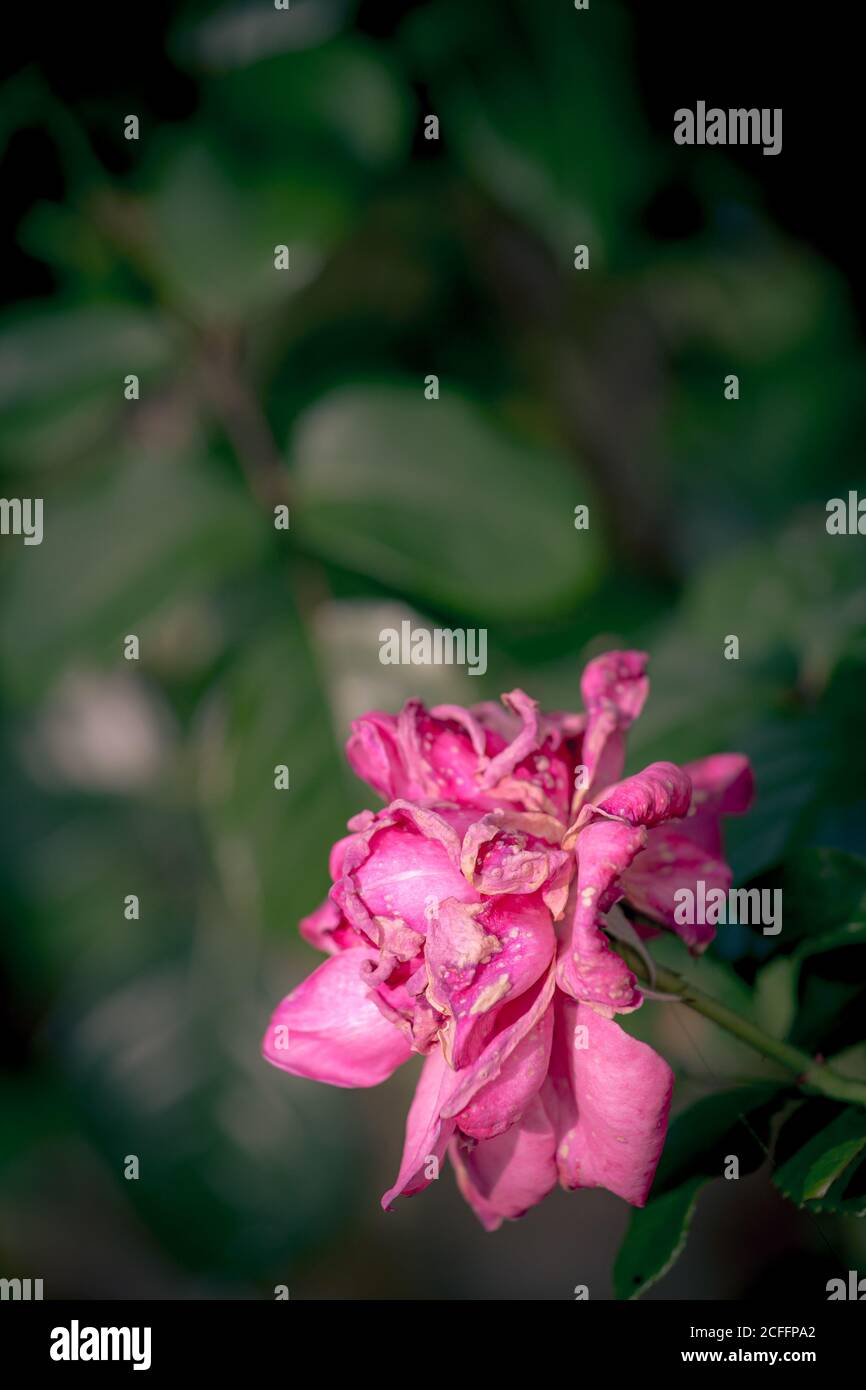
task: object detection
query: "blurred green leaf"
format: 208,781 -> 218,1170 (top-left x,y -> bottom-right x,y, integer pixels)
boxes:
613,1177 -> 704,1302
292,384 -> 601,621
174,0 -> 358,70
146,143 -> 337,320
773,1105 -> 866,1207
755,850 -> 866,1052
404,0 -> 665,264
0,304 -> 172,414
653,1084 -> 784,1193
201,39 -> 412,171
723,718 -> 830,882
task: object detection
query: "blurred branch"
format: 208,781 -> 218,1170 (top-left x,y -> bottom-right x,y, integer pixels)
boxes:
89,193 -> 291,514
617,941 -> 866,1108
196,326 -> 290,513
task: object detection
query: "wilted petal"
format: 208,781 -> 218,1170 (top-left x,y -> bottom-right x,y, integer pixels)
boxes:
365,958 -> 443,1054
622,832 -> 731,951
452,998 -> 554,1140
346,710 -> 404,800
461,810 -> 569,899
588,761 -> 692,830
678,754 -> 755,856
556,821 -> 646,1014
381,1047 -> 462,1208
554,999 -> 673,1205
262,949 -> 412,1087
426,896 -> 556,1068
577,650 -> 649,800
478,690 -> 542,787
298,898 -> 358,955
440,964 -> 557,1117
450,1093 -> 558,1231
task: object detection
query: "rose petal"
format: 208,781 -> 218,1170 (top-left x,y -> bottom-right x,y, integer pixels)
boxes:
577,650 -> 650,801
589,761 -> 692,830
461,810 -> 569,898
332,802 -> 475,944
298,897 -> 357,955
381,1047 -> 462,1208
556,821 -> 646,1014
678,753 -> 755,856
346,710 -> 404,801
450,1093 -> 558,1231
452,998 -> 554,1140
554,998 -> 673,1205
440,963 -> 557,1117
426,896 -> 556,1068
262,949 -> 412,1087
622,832 -> 732,951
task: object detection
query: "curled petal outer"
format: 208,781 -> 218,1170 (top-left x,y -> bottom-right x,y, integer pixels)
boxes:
678,754 -> 755,856
578,761 -> 692,834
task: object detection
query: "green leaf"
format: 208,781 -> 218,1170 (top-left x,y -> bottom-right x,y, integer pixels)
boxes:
292,384 -> 601,621
756,850 -> 866,1051
779,849 -> 866,942
613,1176 -> 704,1301
196,606 -> 351,936
774,1105 -> 866,1206
147,144 -> 339,320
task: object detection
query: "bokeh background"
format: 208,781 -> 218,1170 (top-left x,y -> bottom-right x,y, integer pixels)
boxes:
2,0 -> 866,1299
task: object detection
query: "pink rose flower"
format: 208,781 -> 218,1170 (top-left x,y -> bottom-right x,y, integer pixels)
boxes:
263,651 -> 753,1230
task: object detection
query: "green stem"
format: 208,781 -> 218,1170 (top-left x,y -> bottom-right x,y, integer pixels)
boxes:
617,945 -> 866,1108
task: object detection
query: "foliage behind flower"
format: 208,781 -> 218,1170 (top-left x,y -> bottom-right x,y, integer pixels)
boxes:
263,651 -> 753,1229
